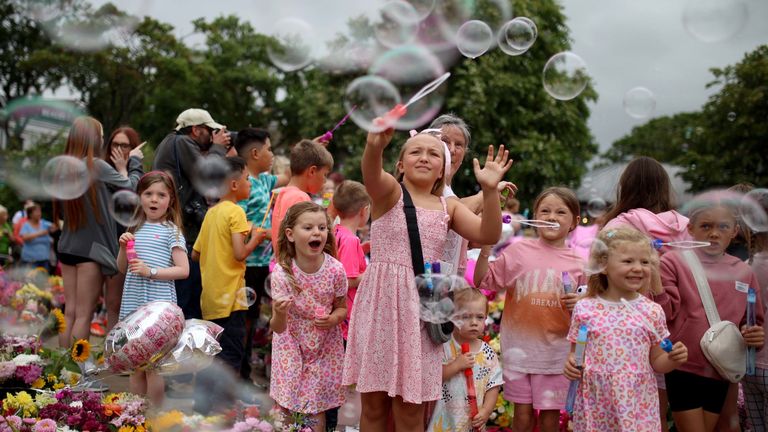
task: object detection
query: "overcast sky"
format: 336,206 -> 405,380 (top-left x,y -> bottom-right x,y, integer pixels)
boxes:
90,0 -> 768,154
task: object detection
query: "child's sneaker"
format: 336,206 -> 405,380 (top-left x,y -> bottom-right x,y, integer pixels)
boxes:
90,321 -> 105,337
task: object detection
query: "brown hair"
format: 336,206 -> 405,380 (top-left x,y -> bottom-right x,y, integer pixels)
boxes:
453,286 -> 488,314
393,134 -> 446,196
332,180 -> 370,218
276,201 -> 338,293
104,126 -> 141,168
129,172 -> 184,240
603,157 -> 675,226
533,187 -> 580,232
586,228 -> 653,297
289,139 -> 334,176
55,116 -> 103,230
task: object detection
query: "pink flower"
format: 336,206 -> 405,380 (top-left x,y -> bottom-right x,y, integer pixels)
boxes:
256,421 -> 273,432
33,419 -> 57,432
0,362 -> 16,380
15,364 -> 43,385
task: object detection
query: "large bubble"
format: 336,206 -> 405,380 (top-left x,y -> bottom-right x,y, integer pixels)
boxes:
44,9 -> 140,53
682,0 -> 748,43
109,190 -> 141,227
267,17 -> 315,72
318,40 -> 379,73
542,51 -> 589,101
40,156 -> 92,200
455,20 -> 493,59
193,155 -> 231,199
369,44 -> 446,130
587,197 -> 608,218
344,75 -> 403,133
416,273 -> 470,324
582,238 -> 609,276
503,17 -> 537,51
373,1 -> 421,48
623,86 -> 657,119
401,0 -> 437,21
741,188 -> 768,233
237,286 -> 258,308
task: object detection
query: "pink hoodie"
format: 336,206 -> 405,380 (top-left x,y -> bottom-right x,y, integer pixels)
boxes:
604,209 -> 691,254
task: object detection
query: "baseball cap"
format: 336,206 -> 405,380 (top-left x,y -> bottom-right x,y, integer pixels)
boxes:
175,108 -> 225,131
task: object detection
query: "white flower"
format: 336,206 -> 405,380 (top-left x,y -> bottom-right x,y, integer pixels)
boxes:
69,401 -> 83,408
11,354 -> 41,366
490,412 -> 497,420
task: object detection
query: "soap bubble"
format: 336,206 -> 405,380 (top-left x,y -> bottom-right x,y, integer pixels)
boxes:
318,40 -> 379,73
264,274 -> 273,299
40,156 -> 92,200
455,20 -> 493,59
237,287 -> 258,308
497,23 -> 527,56
344,75 -> 402,133
401,0 -> 437,21
416,273 -> 469,324
623,87 -> 657,119
373,1 -> 421,48
587,197 -> 607,218
193,155 -> 230,199
267,17 -> 315,72
503,17 -> 537,51
727,112 -> 737,122
741,188 -> 768,233
542,52 -> 589,101
109,190 -> 141,227
583,238 -> 609,275
42,8 -> 140,52
682,0 -> 748,43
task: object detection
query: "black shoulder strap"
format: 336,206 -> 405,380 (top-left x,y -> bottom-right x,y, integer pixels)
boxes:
401,183 -> 425,276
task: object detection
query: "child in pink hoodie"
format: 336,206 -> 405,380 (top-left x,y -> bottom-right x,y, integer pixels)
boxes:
655,190 -> 765,432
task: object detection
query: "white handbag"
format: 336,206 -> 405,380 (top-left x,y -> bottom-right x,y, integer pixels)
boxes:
682,250 -> 746,383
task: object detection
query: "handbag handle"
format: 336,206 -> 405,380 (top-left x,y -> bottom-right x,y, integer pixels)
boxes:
682,250 -> 722,325
401,183 -> 425,276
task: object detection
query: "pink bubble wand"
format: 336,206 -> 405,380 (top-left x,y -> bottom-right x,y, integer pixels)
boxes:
320,105 -> 358,142
376,72 -> 452,127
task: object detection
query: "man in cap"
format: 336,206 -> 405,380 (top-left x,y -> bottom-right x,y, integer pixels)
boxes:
153,108 -> 231,319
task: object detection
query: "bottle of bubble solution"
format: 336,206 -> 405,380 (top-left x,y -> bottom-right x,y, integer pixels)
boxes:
747,287 -> 757,375
126,240 -> 138,262
566,324 -> 588,414
424,261 -> 433,292
322,192 -> 333,208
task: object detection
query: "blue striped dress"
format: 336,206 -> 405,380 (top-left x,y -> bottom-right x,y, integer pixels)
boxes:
119,222 -> 186,320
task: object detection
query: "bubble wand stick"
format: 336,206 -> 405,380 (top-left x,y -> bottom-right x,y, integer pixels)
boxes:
747,287 -> 756,376
320,105 -> 357,142
258,191 -> 277,229
377,72 -> 452,127
461,343 -> 480,432
651,239 -> 711,250
566,324 -> 588,414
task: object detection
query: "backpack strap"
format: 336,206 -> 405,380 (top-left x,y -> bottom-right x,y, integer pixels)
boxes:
682,250 -> 722,325
401,183 -> 425,276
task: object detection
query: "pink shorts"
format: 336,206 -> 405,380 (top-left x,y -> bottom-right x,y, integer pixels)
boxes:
504,372 -> 570,410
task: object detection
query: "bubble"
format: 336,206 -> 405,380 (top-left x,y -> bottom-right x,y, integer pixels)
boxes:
741,188 -> 768,233
503,17 -> 537,51
40,156 -> 92,200
109,190 -> 141,227
267,17 -> 315,72
623,87 -> 657,119
344,75 -> 402,133
424,0 -> 477,50
587,197 -> 607,218
542,52 -> 589,101
416,274 -> 468,324
40,7 -> 141,52
193,155 -> 230,199
373,1 -> 421,48
399,0 -> 437,21
582,238 -> 608,275
237,286 -> 258,308
727,112 -> 737,122
369,45 -> 446,130
455,20 -> 493,59
682,0 -> 748,43
264,274 -> 273,298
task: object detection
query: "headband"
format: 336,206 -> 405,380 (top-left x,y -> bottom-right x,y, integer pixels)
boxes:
409,129 -> 452,179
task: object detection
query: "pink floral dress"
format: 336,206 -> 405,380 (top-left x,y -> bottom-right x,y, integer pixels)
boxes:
343,191 -> 449,403
567,296 -> 669,432
269,254 -> 348,414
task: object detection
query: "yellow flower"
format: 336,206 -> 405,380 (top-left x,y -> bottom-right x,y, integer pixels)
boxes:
498,413 -> 510,428
118,426 -> 135,432
71,339 -> 91,362
31,377 -> 46,389
52,308 -> 66,334
3,391 -> 37,417
46,374 -> 57,383
53,382 -> 65,390
151,410 -> 184,430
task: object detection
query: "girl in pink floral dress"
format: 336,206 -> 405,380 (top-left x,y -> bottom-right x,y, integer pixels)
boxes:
270,201 -> 348,431
564,228 -> 688,432
342,125 -> 512,431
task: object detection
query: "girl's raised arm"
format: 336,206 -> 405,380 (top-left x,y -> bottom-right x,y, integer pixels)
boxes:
361,127 -> 400,218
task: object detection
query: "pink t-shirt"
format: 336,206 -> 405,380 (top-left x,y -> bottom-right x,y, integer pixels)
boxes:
478,238 -> 586,374
271,186 -> 311,255
750,252 -> 768,368
656,249 -> 764,380
334,224 -> 367,340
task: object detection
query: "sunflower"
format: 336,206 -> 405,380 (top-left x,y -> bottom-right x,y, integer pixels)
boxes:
71,339 -> 91,362
52,308 -> 66,334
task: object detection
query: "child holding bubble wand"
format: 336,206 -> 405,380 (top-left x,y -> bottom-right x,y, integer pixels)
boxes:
342,120 -> 511,431
117,171 -> 190,406
269,201 -> 348,431
474,186 -> 586,432
564,228 -> 688,432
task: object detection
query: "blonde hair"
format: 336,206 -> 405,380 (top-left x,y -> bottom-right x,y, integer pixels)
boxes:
276,202 -> 338,293
393,134 -> 446,196
454,287 -> 488,314
586,228 -> 653,297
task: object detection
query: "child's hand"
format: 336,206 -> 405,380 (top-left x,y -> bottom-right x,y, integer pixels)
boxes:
252,227 -> 267,244
119,232 -> 135,248
314,314 -> 339,329
273,298 -> 293,316
471,407 -> 491,430
742,325 -> 765,348
498,181 -> 518,197
366,125 -> 395,150
361,241 -> 371,254
472,145 -> 513,190
667,341 -> 688,365
128,258 -> 149,277
563,353 -> 582,380
561,293 -> 579,311
454,351 -> 475,371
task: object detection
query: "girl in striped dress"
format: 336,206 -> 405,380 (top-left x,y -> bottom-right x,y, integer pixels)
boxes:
117,171 -> 189,406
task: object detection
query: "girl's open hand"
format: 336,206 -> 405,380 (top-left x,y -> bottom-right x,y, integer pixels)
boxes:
273,298 -> 293,316
366,124 -> 395,150
119,232 -> 135,248
667,341 -> 688,365
742,325 -> 765,348
473,145 -> 513,190
563,354 -> 583,380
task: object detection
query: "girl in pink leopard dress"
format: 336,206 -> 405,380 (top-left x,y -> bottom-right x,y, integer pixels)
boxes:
564,228 -> 689,432
342,125 -> 512,431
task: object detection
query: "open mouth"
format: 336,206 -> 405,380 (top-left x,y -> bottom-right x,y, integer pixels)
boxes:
309,240 -> 322,249
149,206 -> 158,212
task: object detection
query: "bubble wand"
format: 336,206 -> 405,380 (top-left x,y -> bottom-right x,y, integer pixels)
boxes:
377,72 -> 452,127
747,287 -> 756,376
501,215 -> 560,229
620,298 -> 673,353
565,324 -> 588,414
562,271 -> 573,294
258,191 -> 277,229
461,343 -> 480,431
651,239 -> 711,250
320,105 -> 357,142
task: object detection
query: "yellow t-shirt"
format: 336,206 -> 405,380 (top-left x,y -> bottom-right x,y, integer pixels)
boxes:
193,200 -> 250,320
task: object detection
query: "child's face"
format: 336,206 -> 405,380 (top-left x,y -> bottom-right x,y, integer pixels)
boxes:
687,206 -> 738,256
233,170 -> 251,201
398,135 -> 444,187
534,194 -> 576,244
603,241 -> 651,298
141,181 -> 172,222
286,211 -> 328,258
254,139 -> 274,173
307,166 -> 330,194
454,298 -> 487,340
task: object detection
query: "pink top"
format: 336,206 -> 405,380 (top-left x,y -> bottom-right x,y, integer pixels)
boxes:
271,186 -> 311,254
656,249 -> 765,380
751,252 -> 768,368
604,209 -> 691,254
334,224 -> 367,339
478,238 -> 586,374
